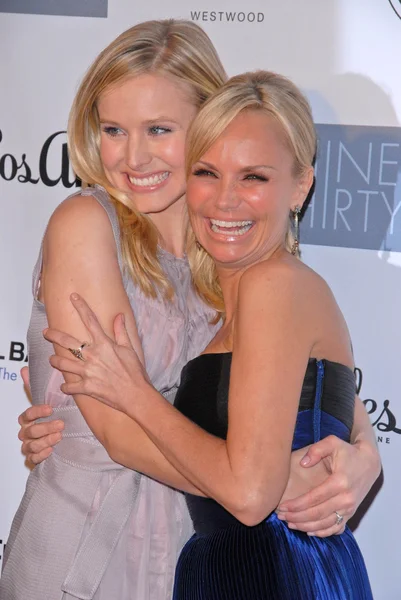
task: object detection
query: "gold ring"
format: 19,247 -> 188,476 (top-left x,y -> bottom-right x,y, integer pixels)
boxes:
68,343 -> 88,362
335,511 -> 344,526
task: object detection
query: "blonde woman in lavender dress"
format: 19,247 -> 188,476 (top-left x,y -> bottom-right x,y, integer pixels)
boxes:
1,20 -> 225,600
3,19 -> 380,600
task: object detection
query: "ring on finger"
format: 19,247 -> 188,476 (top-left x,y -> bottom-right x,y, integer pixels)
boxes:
334,511 -> 344,526
68,342 -> 89,362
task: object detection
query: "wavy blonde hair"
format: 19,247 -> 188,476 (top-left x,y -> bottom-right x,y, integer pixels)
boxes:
68,19 -> 227,297
186,70 -> 317,312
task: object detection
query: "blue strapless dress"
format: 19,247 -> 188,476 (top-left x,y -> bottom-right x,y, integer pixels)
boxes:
172,355 -> 373,600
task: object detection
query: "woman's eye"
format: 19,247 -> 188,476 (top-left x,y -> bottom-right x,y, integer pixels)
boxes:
244,173 -> 268,182
148,126 -> 172,136
193,169 -> 216,177
102,126 -> 123,137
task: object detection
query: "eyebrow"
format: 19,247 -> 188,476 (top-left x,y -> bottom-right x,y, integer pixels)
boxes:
195,160 -> 278,171
144,117 -> 181,125
99,119 -> 123,126
99,117 -> 181,127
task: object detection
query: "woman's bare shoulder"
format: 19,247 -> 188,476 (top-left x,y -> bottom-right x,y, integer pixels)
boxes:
237,255 -> 352,366
239,254 -> 328,301
237,255 -> 342,336
49,191 -> 111,229
43,191 -> 116,251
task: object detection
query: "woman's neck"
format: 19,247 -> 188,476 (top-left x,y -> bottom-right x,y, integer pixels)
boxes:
149,195 -> 188,258
217,268 -> 244,323
217,243 -> 288,321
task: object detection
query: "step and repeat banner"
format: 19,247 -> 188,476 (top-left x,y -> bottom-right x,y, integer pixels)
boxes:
0,1 -> 400,597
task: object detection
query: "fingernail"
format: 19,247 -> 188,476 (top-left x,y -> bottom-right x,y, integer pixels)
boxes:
55,420 -> 64,430
278,505 -> 288,512
276,513 -> 285,521
307,532 -> 316,537
287,523 -> 295,529
43,328 -> 49,335
121,313 -> 125,325
301,455 -> 311,466
71,293 -> 80,300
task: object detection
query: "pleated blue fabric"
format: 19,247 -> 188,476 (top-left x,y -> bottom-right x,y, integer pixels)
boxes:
172,355 -> 373,600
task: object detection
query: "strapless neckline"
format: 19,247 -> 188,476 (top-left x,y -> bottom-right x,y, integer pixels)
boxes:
186,352 -> 354,377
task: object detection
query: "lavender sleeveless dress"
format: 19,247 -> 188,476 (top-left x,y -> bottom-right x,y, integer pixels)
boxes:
0,186 -> 220,600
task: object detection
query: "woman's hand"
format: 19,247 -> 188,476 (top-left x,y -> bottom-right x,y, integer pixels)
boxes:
276,435 -> 381,537
18,367 -> 64,464
44,294 -> 150,415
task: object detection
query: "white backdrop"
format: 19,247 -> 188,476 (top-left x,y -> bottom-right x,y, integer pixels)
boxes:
1,1 -> 400,598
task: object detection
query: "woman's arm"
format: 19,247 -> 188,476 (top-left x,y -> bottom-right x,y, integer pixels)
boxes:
39,279 -> 380,532
352,395 -> 379,448
277,397 -> 381,536
25,255 -> 381,531
39,194 -> 203,494
50,261 -> 315,526
19,389 -> 380,535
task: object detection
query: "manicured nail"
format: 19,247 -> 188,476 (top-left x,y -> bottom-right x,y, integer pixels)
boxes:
43,328 -> 48,335
301,455 -> 311,466
276,513 -> 285,520
71,293 -> 80,300
121,313 -> 125,325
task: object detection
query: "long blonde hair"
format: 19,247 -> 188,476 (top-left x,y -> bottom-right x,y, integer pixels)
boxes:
68,19 -> 227,297
186,70 -> 316,312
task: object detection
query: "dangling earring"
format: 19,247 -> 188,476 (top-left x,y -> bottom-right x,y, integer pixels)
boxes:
291,205 -> 301,256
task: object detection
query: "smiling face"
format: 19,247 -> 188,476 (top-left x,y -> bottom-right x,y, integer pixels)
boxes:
187,110 -> 313,270
98,73 -> 198,216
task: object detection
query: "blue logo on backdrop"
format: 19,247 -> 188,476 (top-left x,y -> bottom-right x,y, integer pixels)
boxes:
0,0 -> 107,18
303,124 -> 401,251
0,341 -> 28,383
388,0 -> 401,20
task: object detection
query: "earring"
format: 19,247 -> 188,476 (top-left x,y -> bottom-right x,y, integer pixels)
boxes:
291,205 -> 301,256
